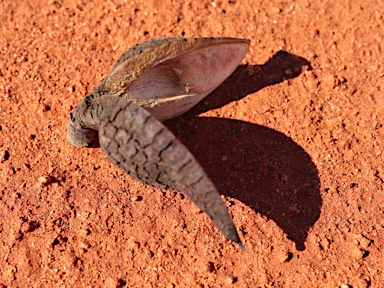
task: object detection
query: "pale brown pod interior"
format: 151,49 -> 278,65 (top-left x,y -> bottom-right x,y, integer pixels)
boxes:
127,42 -> 249,121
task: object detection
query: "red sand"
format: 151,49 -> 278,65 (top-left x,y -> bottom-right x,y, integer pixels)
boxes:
1,0 -> 383,287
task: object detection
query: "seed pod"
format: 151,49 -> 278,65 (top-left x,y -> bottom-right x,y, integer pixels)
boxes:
67,37 -> 250,249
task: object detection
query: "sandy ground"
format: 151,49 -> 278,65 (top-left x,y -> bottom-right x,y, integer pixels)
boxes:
1,0 -> 383,287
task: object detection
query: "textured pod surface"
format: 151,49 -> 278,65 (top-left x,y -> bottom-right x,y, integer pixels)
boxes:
98,95 -> 242,247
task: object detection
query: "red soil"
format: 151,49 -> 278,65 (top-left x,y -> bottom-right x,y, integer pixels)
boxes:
1,0 -> 383,287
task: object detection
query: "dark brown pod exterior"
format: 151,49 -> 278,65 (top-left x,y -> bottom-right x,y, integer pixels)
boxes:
97,95 -> 243,248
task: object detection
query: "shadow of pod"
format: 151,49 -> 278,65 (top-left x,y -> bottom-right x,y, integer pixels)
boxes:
165,51 -> 320,251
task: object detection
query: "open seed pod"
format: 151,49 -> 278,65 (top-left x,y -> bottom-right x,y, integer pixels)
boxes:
67,37 -> 250,249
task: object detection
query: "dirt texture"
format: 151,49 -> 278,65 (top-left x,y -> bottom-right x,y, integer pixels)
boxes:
0,0 -> 383,287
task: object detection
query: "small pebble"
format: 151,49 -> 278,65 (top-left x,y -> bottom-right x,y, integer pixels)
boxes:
68,85 -> 76,93
38,175 -> 53,186
350,246 -> 364,259
79,240 -> 90,249
207,262 -> 215,273
4,166 -> 15,176
42,104 -> 51,112
355,234 -> 372,249
225,276 -> 236,284
277,250 -> 291,263
0,150 -> 10,162
288,205 -> 300,215
130,195 -> 142,201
